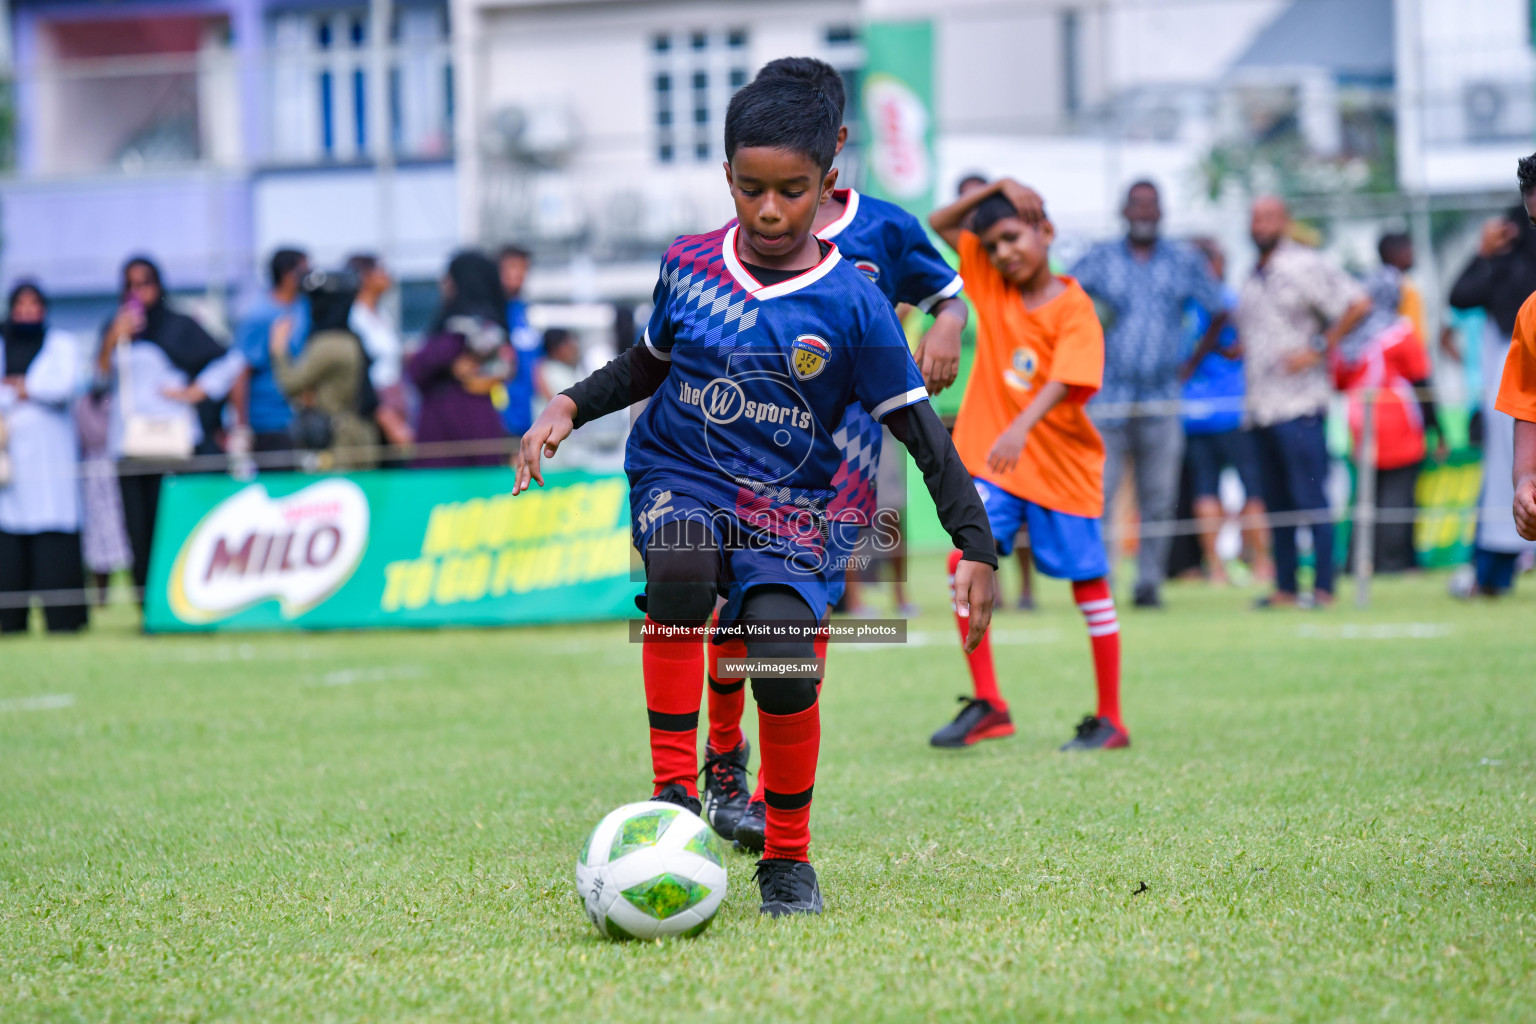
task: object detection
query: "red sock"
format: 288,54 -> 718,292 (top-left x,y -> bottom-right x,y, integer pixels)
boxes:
747,626 -> 826,806
706,612 -> 748,753
1072,578 -> 1123,730
759,702 -> 820,862
642,618 -> 704,798
948,549 -> 1004,709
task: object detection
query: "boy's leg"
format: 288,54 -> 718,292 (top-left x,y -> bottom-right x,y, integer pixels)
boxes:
706,609 -> 748,753
740,585 -> 823,915
1024,501 -> 1129,751
932,479 -> 1018,748
641,517 -> 720,804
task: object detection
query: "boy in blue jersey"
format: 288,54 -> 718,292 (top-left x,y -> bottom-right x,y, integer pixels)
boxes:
515,69 -> 996,916
700,57 -> 974,851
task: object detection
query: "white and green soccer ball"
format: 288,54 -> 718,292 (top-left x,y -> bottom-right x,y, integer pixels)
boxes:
575,800 -> 728,940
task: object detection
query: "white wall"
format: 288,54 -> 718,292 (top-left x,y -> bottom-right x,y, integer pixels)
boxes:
253,165 -> 458,279
1396,0 -> 1536,193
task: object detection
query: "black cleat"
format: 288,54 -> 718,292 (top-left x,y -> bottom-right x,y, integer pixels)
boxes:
651,782 -> 702,816
929,696 -> 1015,748
701,740 -> 751,838
755,858 -> 823,917
1059,714 -> 1130,751
734,799 -> 766,853
1132,583 -> 1162,609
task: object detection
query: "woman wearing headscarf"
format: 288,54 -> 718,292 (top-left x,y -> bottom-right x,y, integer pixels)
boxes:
269,269 -> 378,471
0,282 -> 88,633
96,256 -> 245,599
1449,208 -> 1536,594
406,250 -> 511,468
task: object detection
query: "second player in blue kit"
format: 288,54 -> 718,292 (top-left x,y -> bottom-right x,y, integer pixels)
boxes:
514,65 -> 996,917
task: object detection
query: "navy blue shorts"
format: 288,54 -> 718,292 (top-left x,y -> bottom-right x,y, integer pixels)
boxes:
631,485 -> 826,624
974,478 -> 1108,581
1184,429 -> 1262,501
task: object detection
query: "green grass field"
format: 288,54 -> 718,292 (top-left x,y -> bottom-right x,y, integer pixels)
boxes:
3,562 -> 1534,1022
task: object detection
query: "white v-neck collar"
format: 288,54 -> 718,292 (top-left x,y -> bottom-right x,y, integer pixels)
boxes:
722,224 -> 842,300
816,188 -> 861,240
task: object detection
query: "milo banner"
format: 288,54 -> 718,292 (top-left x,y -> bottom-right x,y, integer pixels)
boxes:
861,20 -> 936,217
1414,449 -> 1481,568
143,468 -> 639,633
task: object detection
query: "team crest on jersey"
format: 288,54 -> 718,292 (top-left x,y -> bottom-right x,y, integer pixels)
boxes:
1004,346 -> 1039,391
853,259 -> 881,283
791,334 -> 831,380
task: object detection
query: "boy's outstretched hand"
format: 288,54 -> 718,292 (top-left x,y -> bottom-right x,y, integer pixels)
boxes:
952,559 -> 995,653
1515,474 -> 1536,541
514,394 -> 576,495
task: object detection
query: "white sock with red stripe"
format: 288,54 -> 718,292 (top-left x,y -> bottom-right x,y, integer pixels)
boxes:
1072,578 -> 1123,731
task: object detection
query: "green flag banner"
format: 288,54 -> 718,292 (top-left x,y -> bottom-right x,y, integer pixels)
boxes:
860,19 -> 936,217
143,468 -> 640,633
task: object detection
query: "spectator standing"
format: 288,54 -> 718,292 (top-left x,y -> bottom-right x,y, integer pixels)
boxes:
1180,238 -> 1271,585
1236,198 -> 1371,608
75,372 -> 132,604
1448,206 -> 1536,594
408,251 -> 510,468
346,254 -> 413,454
235,249 -> 308,457
1071,180 -> 1229,607
97,257 -> 243,600
535,327 -> 582,419
1332,255 -> 1438,575
498,245 -> 540,437
271,270 -> 377,471
0,282 -> 88,633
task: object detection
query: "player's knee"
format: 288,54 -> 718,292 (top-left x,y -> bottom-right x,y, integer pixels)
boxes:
644,580 -> 716,627
750,675 -> 818,716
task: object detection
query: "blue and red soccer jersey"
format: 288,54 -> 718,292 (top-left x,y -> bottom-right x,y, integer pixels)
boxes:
817,189 -> 963,599
627,224 -> 927,616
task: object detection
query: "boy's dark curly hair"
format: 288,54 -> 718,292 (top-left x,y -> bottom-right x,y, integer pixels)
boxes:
1518,152 -> 1536,196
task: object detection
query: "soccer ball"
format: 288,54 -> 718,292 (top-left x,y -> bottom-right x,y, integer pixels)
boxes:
575,800 -> 728,940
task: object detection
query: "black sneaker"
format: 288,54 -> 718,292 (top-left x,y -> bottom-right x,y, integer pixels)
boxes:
700,740 -> 751,838
651,782 -> 702,816
929,696 -> 1015,748
755,858 -> 823,917
1059,714 -> 1130,752
1132,583 -> 1162,608
734,799 -> 766,853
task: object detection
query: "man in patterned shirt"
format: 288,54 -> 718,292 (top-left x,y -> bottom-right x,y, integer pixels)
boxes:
1071,180 -> 1227,608
1236,196 -> 1370,608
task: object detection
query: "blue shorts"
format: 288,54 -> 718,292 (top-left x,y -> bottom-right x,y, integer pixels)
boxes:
1184,428 -> 1262,501
974,478 -> 1108,581
631,485 -> 826,625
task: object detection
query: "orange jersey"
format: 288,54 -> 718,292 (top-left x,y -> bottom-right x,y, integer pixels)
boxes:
951,231 -> 1106,518
1496,292 -> 1536,422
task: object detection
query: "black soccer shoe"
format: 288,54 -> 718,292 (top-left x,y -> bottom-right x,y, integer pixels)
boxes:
755,858 -> 823,917
1059,714 -> 1130,752
651,782 -> 702,816
929,696 -> 1015,748
701,740 -> 751,839
734,799 -> 767,853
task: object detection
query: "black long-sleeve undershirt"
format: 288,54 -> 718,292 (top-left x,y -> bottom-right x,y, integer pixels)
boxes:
561,349 -> 997,567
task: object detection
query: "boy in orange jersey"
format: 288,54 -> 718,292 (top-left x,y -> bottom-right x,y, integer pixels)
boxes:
927,179 -> 1129,751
